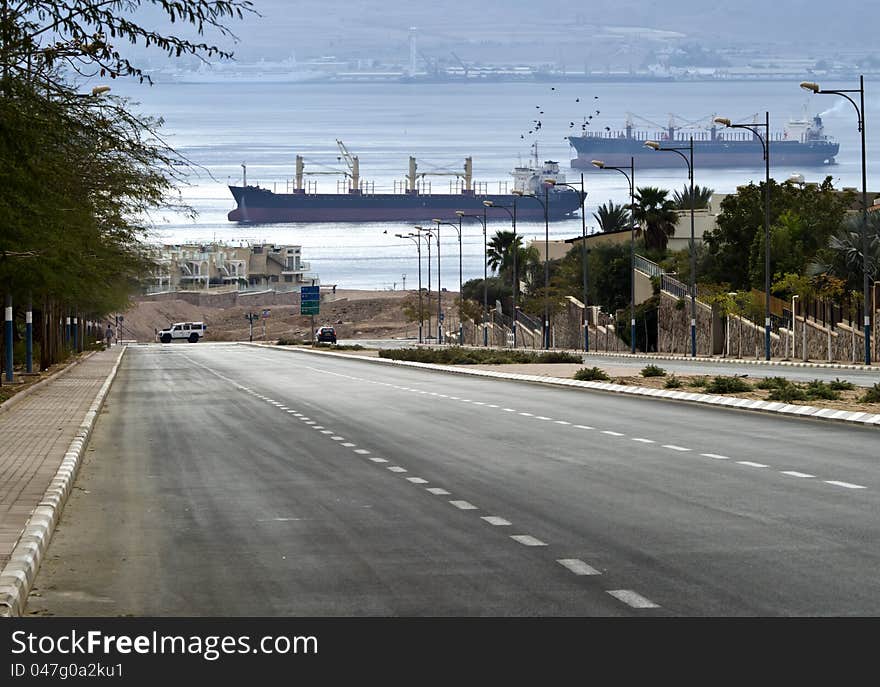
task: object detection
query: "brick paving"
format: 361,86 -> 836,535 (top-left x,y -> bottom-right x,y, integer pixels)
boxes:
0,348 -> 123,571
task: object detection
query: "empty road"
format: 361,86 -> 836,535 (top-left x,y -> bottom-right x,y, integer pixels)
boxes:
27,343 -> 880,616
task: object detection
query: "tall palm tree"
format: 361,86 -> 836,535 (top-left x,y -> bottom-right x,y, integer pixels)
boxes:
486,230 -> 523,277
633,186 -> 679,252
808,212 -> 880,288
592,200 -> 630,233
672,184 -> 714,210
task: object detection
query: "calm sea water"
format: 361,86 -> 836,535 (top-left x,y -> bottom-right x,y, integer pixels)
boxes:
110,79 -> 880,290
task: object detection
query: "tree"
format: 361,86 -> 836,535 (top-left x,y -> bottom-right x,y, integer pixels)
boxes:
632,186 -> 678,252
672,184 -> 713,210
702,177 -> 853,292
486,230 -> 523,279
592,200 -> 630,233
808,211 -> 880,291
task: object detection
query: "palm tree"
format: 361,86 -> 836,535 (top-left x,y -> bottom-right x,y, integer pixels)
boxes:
808,212 -> 880,288
592,201 -> 630,233
486,230 -> 523,278
633,186 -> 679,252
672,184 -> 714,210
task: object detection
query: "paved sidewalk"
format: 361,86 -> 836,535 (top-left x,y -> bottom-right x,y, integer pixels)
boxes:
0,347 -> 124,572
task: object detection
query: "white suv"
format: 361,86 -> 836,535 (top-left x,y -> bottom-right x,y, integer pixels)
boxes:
157,322 -> 207,343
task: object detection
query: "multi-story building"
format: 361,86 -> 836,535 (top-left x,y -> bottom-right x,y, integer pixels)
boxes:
149,242 -> 318,293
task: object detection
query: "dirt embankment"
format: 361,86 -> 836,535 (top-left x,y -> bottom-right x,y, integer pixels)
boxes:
120,289 -> 454,342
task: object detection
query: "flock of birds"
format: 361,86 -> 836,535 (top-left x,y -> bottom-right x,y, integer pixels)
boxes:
520,86 -> 609,141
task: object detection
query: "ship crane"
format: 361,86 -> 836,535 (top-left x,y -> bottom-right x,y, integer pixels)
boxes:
407,157 -> 473,193
450,51 -> 469,79
335,139 -> 360,192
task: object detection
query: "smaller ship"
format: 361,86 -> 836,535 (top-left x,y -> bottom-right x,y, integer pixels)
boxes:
227,142 -> 582,223
568,112 -> 840,169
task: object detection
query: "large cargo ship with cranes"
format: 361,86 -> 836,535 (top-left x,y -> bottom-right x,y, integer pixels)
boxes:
227,141 -> 582,223
568,113 -> 839,169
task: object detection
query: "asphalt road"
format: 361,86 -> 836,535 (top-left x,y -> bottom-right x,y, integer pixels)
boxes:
27,343 -> 880,616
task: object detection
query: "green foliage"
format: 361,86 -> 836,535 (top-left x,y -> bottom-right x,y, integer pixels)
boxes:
592,201 -> 630,233
767,381 -> 809,402
664,375 -> 683,388
672,184 -> 714,210
573,366 -> 611,381
487,230 -> 524,279
641,364 -> 666,377
704,376 -> 752,394
633,187 -> 679,252
378,347 -> 581,365
803,380 -> 841,401
859,383 -> 880,403
701,178 -> 853,291
276,338 -> 309,345
756,377 -> 790,390
830,378 -> 856,391
689,376 -> 709,387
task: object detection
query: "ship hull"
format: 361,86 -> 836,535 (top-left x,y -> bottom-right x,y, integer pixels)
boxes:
227,188 -> 581,223
569,137 -> 839,169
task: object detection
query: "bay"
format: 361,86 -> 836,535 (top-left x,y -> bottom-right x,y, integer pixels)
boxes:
108,78 -> 879,289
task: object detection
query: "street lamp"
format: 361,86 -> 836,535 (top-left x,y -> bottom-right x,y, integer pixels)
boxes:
414,226 -> 434,340
434,217 -> 463,345
395,232 -> 424,343
801,77 -> 872,365
591,158 -> 636,354
716,113 -> 772,361
483,199 -> 519,347
420,222 -> 442,344
456,209 -> 489,346
645,138 -> 697,357
513,184 -> 552,349
791,293 -> 799,360
548,176 -> 589,351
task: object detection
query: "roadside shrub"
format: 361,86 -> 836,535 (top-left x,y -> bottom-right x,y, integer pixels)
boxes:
756,376 -> 790,390
573,366 -> 610,382
859,383 -> 880,403
689,376 -> 709,388
612,377 -> 628,385
767,382 -> 809,403
379,347 -> 580,365
803,379 -> 841,401
829,378 -> 856,391
277,338 -> 308,346
535,351 -> 583,364
704,376 -> 752,394
641,364 -> 666,378
664,375 -> 683,388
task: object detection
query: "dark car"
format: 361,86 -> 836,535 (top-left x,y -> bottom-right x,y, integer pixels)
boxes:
315,326 -> 337,344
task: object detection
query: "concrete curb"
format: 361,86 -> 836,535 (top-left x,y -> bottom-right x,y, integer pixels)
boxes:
245,343 -> 880,429
0,350 -> 100,415
0,346 -> 127,617
579,350 -> 877,371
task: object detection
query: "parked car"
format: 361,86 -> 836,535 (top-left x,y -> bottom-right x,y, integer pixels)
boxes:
157,322 -> 207,343
315,326 -> 337,344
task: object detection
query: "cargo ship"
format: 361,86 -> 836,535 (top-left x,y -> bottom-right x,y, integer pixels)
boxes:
568,113 -> 839,169
227,142 -> 582,223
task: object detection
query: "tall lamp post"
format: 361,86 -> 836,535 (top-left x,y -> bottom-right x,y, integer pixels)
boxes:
801,77 -> 872,365
548,175 -> 589,351
419,223 -> 442,344
645,137 -> 697,357
591,158 -> 636,354
513,184 -> 552,349
395,232 -> 423,343
483,199 -> 519,347
414,226 -> 433,340
434,217 -> 463,345
456,209 -> 489,346
716,113 -> 772,360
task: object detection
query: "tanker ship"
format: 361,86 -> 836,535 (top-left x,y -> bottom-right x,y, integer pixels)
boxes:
227,142 -> 582,223
568,113 -> 839,169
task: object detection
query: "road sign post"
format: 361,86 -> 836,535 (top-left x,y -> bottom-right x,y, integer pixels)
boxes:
301,286 -> 321,344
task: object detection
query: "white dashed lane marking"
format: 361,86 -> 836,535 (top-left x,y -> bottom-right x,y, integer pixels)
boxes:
369,457 -> 388,463
557,559 -> 601,576
608,590 -> 660,609
825,480 -> 866,489
353,449 -> 371,455
387,466 -> 408,473
341,442 -> 356,447
426,488 -> 451,495
702,453 -> 730,460
737,461 -> 768,468
662,444 -> 691,452
602,431 -> 624,437
510,535 -> 547,547
406,477 -> 429,484
481,516 -> 512,526
632,438 -> 654,444
450,500 -> 478,510
330,436 -> 344,441
782,471 -> 815,479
